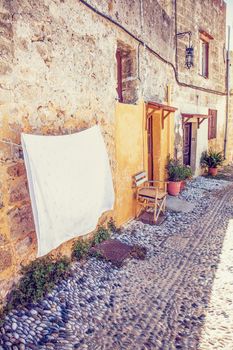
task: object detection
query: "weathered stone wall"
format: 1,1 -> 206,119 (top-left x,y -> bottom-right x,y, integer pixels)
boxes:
175,0 -> 227,160
226,51 -> 233,162
0,0 -> 177,304
176,0 -> 226,90
0,0 -> 227,303
0,0 -> 119,304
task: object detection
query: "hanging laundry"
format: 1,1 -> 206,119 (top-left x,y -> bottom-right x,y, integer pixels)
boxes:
21,125 -> 115,257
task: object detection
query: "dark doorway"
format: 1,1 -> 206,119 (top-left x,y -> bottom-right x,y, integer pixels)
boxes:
148,115 -> 153,180
183,123 -> 192,165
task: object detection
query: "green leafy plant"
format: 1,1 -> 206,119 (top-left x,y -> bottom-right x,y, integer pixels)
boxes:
183,165 -> 192,180
166,158 -> 185,182
107,218 -> 121,234
72,240 -> 90,260
3,256 -> 70,315
93,225 -> 111,245
201,149 -> 224,168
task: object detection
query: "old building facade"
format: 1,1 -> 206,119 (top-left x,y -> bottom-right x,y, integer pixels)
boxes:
226,51 -> 233,162
0,0 -> 231,303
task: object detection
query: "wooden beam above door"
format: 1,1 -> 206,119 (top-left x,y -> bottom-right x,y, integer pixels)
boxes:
181,113 -> 209,128
146,101 -> 177,129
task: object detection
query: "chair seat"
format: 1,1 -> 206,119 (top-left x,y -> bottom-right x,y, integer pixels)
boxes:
138,187 -> 167,200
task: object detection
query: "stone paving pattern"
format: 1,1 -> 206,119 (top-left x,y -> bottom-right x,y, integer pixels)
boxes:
1,177 -> 233,349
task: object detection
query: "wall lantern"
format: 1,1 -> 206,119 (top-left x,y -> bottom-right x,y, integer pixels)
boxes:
185,46 -> 194,69
176,31 -> 194,69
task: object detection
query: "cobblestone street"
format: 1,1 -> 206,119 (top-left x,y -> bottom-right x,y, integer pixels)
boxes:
1,177 -> 233,349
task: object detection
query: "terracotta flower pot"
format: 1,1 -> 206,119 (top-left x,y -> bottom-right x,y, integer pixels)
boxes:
180,180 -> 186,191
208,167 -> 218,176
168,181 -> 181,196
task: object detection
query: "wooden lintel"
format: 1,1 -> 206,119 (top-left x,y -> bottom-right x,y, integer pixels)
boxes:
162,110 -> 171,129
147,107 -> 154,115
183,117 -> 192,125
147,112 -> 154,119
164,111 -> 170,119
147,106 -> 160,115
198,118 -> 205,128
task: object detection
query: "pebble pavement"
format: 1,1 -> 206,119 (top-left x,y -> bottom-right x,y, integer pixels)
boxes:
1,176 -> 233,350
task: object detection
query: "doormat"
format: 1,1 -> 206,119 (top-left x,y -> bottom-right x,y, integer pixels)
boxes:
137,211 -> 167,226
90,239 -> 147,267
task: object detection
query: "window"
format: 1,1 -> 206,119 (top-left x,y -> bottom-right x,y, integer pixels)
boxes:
116,41 -> 137,104
199,38 -> 209,78
199,30 -> 213,78
116,49 -> 123,102
208,109 -> 217,139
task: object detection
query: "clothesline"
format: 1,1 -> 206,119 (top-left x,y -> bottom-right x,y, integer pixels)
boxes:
0,121 -> 100,151
0,139 -> 23,149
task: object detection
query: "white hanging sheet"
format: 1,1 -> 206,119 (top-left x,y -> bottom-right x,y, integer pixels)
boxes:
21,125 -> 114,257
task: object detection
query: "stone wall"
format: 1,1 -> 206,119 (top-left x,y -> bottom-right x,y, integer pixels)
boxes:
0,0 -> 227,304
0,0 -> 119,304
226,51 -> 233,162
175,0 -> 226,159
176,0 -> 226,91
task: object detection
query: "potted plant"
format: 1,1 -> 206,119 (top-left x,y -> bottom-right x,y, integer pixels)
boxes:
166,158 -> 184,196
200,149 -> 224,176
180,165 -> 192,190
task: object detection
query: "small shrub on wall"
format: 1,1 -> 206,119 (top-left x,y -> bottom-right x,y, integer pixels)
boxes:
0,256 -> 70,322
72,240 -> 90,260
0,219 -> 118,321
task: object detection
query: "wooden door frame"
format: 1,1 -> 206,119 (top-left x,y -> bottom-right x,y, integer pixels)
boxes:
147,114 -> 154,181
183,122 -> 192,166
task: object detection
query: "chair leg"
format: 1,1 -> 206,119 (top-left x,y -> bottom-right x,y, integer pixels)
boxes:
162,197 -> 166,213
136,203 -> 142,218
155,203 -> 162,222
154,196 -> 158,222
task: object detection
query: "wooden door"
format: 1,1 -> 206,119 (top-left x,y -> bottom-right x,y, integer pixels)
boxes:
148,115 -> 153,180
183,123 -> 192,165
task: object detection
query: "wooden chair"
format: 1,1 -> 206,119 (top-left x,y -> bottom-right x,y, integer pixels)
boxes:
133,171 -> 168,223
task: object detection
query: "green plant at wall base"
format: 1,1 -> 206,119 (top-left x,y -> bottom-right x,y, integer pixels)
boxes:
3,256 -> 70,314
93,225 -> 111,245
107,218 -> 121,234
200,149 -> 224,168
72,240 -> 90,260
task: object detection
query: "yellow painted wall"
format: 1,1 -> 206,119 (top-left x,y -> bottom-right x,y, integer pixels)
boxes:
115,100 -> 174,226
115,101 -> 147,226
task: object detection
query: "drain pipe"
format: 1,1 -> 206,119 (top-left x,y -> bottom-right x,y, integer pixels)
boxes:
224,25 -> 231,159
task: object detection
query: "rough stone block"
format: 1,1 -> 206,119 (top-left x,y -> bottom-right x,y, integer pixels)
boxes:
0,61 -> 12,75
0,247 -> 12,273
0,277 -> 18,303
7,162 -> 26,177
15,234 -> 34,256
9,179 -> 29,203
0,233 -> 8,245
8,205 -> 35,240
0,193 -> 3,209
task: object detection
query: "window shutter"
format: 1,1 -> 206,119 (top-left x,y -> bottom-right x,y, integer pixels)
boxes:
205,43 -> 209,78
208,110 -> 211,140
116,49 -> 123,102
213,110 -> 217,138
202,42 -> 205,76
208,109 -> 217,139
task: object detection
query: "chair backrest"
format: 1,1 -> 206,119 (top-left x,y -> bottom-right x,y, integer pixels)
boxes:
133,171 -> 148,187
